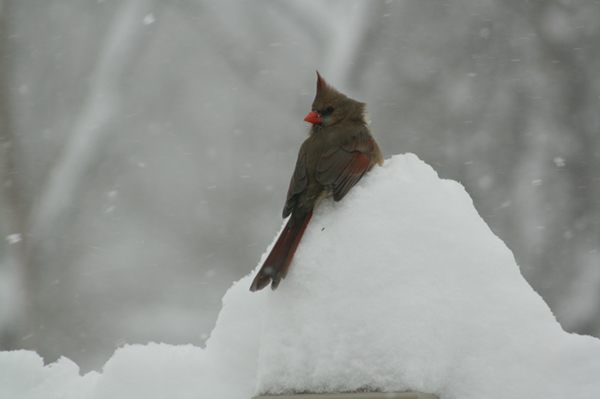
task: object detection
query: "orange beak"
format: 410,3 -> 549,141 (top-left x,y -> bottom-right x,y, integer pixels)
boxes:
304,110 -> 322,124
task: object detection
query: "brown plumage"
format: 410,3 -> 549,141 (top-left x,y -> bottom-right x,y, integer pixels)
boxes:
250,72 -> 383,292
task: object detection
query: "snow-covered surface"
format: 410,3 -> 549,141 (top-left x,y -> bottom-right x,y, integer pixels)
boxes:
1,154 -> 599,399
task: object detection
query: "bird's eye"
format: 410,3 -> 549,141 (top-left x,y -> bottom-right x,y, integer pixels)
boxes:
326,107 -> 335,113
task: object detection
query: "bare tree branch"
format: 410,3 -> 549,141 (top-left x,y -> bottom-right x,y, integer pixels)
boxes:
29,0 -> 157,243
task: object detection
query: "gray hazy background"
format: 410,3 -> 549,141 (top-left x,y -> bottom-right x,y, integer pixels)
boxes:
0,0 -> 599,373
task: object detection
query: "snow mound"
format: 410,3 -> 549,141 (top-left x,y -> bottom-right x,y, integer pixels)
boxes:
251,154 -> 600,397
0,350 -> 99,399
1,154 -> 599,399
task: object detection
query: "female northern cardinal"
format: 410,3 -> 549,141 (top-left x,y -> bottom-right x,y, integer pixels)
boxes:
250,72 -> 383,291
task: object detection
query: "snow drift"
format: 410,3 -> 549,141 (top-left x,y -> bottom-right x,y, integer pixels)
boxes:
1,154 -> 599,399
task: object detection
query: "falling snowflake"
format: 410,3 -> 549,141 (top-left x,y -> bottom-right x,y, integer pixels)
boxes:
6,233 -> 22,244
553,156 -> 566,168
143,13 -> 156,25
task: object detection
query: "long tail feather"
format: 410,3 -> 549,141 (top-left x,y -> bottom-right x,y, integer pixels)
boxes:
250,210 -> 313,291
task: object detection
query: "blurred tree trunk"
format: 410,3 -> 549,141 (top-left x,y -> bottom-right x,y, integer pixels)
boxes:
28,0 -> 158,363
0,0 -> 38,350
528,0 -> 600,336
1,0 -> 158,354
30,0 -> 156,243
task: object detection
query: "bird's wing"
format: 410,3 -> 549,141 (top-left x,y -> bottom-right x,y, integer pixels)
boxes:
283,144 -> 308,218
316,136 -> 376,201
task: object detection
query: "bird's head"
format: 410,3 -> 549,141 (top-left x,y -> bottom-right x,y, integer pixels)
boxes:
304,71 -> 366,129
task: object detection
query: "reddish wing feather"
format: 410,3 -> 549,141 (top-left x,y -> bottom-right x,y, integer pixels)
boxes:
316,137 -> 375,201
330,152 -> 370,201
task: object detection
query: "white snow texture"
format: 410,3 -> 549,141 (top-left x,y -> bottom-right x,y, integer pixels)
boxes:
1,154 -> 599,399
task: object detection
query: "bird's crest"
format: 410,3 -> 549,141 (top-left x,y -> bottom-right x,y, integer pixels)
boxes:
316,70 -> 328,94
312,71 -> 366,121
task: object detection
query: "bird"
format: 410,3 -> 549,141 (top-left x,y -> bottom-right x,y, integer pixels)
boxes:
250,71 -> 383,292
